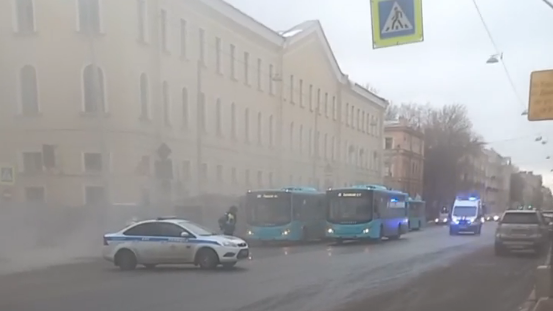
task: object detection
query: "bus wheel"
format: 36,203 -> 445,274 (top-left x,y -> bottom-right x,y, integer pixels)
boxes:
378,225 -> 384,241
390,224 -> 402,240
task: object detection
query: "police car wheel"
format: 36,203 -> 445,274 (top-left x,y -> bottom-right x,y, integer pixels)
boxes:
116,249 -> 137,271
196,248 -> 219,269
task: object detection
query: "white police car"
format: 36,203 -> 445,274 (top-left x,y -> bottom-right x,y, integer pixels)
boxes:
103,217 -> 249,270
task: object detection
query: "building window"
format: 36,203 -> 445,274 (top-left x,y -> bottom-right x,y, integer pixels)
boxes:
269,64 -> 274,94
257,171 -> 263,187
160,9 -> 168,51
289,75 -> 294,103
215,98 -> 222,136
245,169 -> 251,185
198,92 -> 206,132
215,37 -> 221,73
362,112 -> 366,132
324,93 -> 328,117
82,64 -> 105,113
137,0 -> 147,42
299,79 -> 303,107
356,108 -> 360,129
324,134 -> 328,159
268,115 -> 274,146
162,81 -> 170,126
308,129 -> 312,155
230,44 -> 236,78
257,58 -> 262,90
331,136 -> 335,160
244,108 -> 250,142
345,103 -> 349,125
231,167 -> 237,184
199,28 -> 205,65
216,165 -> 223,183
83,152 -> 103,172
138,73 -> 149,119
230,102 -> 236,139
15,0 -> 35,33
316,88 -> 321,113
20,65 -> 39,115
309,84 -> 313,111
180,19 -> 187,57
22,152 -> 42,173
182,160 -> 191,180
257,112 -> 262,144
299,125 -> 303,153
268,172 -> 274,188
332,96 -> 337,120
78,0 -> 101,34
25,186 -> 45,202
244,52 -> 250,84
200,163 -> 208,182
289,122 -> 294,151
182,87 -> 188,128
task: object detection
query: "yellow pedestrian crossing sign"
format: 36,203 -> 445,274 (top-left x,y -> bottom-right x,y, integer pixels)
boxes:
0,166 -> 15,185
371,0 -> 424,49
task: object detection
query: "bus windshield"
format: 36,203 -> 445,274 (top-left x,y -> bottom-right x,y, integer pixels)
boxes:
452,206 -> 477,217
246,193 -> 291,226
327,192 -> 372,224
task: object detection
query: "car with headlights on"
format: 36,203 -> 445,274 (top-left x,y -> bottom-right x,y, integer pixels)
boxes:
494,210 -> 548,256
103,217 -> 249,270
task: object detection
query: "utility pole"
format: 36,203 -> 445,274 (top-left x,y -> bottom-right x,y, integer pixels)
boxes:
86,3 -> 111,211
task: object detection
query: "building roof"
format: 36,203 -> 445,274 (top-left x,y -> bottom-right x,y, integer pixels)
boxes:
203,0 -> 387,109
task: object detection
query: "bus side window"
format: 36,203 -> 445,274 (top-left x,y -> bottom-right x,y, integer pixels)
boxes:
373,193 -> 382,218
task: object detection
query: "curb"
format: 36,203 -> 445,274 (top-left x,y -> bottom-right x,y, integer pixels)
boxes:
519,288 -> 537,311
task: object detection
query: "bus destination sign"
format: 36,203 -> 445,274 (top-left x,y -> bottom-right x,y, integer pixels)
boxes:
338,192 -> 363,197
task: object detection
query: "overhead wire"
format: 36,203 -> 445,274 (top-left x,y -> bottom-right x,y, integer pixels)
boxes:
470,0 -> 526,109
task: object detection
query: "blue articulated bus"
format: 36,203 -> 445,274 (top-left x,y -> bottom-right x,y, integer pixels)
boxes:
325,185 -> 409,242
407,198 -> 426,231
244,187 -> 326,242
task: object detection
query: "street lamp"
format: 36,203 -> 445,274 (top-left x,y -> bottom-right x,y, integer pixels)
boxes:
486,53 -> 503,64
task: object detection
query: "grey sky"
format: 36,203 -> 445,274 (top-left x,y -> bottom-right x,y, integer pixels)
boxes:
224,0 -> 553,186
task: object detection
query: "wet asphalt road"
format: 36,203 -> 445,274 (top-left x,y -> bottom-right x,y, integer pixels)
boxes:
0,224 -> 531,311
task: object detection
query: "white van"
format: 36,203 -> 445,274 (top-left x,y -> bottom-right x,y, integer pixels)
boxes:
449,197 -> 483,235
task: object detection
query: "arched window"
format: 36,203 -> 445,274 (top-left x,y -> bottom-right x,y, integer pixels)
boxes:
20,65 -> 38,114
83,64 -> 105,113
139,73 -> 148,118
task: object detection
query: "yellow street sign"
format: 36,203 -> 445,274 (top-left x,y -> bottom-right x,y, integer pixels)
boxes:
528,69 -> 553,121
0,166 -> 15,185
371,0 -> 424,49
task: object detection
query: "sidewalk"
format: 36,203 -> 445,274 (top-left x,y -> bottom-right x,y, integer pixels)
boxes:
534,297 -> 553,311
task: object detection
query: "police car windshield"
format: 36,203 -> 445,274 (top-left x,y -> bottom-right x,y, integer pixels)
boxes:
178,221 -> 214,236
452,206 -> 477,217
